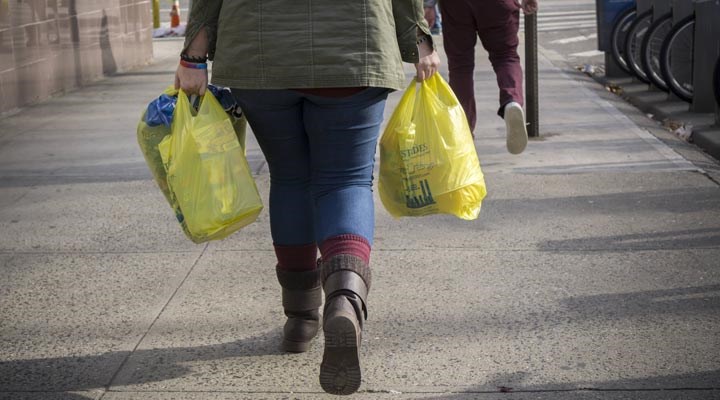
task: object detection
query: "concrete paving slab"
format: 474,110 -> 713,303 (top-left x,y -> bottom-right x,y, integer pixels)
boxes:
104,249 -> 719,394
0,252 -> 201,392
108,250 -> 312,393
0,128 -> 145,175
0,187 -> 31,209
368,250 -> 720,393
0,181 -> 206,252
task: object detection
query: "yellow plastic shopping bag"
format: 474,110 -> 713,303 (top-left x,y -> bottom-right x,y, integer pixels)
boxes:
137,86 -> 247,204
378,74 -> 486,220
137,86 -> 251,241
156,89 -> 262,243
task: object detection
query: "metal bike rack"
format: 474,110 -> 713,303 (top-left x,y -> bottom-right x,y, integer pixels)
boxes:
627,0 -> 653,83
651,0 -> 671,16
636,0 -> 654,13
671,0 -> 694,22
665,0 -> 694,102
691,0 -> 720,113
596,0 -> 635,77
646,0 -> 672,91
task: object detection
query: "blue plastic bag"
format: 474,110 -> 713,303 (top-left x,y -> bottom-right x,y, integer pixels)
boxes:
145,93 -> 176,127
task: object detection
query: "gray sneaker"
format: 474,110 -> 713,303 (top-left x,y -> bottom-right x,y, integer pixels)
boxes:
504,102 -> 528,154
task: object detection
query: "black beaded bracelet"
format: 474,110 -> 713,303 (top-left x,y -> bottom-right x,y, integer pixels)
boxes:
180,53 -> 208,64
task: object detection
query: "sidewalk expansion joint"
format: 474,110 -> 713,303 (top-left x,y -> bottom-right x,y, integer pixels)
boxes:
97,243 -> 210,399
697,169 -> 720,186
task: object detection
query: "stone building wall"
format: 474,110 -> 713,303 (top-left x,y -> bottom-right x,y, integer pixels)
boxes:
0,0 -> 153,114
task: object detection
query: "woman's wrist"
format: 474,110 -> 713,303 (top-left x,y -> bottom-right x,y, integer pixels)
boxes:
417,35 -> 434,57
416,31 -> 434,52
180,26 -> 208,63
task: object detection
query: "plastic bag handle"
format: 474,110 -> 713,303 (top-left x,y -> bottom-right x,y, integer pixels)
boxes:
394,79 -> 418,127
176,88 -> 194,119
177,88 -> 225,118
418,74 -> 463,108
163,85 -> 180,97
413,75 -> 439,122
412,74 -> 446,120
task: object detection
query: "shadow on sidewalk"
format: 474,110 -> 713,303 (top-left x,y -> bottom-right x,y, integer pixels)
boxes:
532,187 -> 719,213
422,369 -> 720,399
2,302 -> 719,395
561,284 -> 720,319
539,228 -> 720,251
364,284 -> 720,355
0,328 -> 282,393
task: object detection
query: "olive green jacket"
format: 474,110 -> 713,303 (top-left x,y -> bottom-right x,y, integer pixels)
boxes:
184,1 -> 431,91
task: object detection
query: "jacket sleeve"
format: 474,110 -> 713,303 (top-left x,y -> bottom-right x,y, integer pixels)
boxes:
182,0 -> 223,60
392,0 -> 434,64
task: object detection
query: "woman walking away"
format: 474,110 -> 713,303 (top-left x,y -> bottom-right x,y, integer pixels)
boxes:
175,0 -> 440,395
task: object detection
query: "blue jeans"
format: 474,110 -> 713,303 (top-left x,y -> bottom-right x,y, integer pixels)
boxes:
231,87 -> 389,246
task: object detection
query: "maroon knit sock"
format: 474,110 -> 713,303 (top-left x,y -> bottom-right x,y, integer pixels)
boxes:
274,243 -> 318,271
319,234 -> 371,264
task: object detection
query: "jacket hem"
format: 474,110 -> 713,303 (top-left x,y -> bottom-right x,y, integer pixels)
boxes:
211,75 -> 407,92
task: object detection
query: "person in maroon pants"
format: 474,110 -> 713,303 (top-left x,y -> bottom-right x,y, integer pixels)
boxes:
425,0 -> 538,154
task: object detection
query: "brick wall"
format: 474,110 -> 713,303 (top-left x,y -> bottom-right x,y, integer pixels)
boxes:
0,0 -> 153,114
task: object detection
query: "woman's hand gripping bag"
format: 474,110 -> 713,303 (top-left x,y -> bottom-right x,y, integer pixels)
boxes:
156,90 -> 262,243
379,74 -> 486,219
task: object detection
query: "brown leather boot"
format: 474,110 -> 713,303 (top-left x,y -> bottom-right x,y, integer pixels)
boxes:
276,265 -> 322,353
319,255 -> 370,395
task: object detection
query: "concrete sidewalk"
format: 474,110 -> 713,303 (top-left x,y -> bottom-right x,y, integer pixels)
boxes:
1,38 -> 719,399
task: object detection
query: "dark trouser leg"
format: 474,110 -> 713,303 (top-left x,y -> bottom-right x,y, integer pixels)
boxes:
475,3 -> 524,118
439,0 -> 479,133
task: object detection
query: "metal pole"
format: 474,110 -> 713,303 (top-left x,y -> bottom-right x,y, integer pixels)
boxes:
525,12 -> 539,138
152,0 -> 160,29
